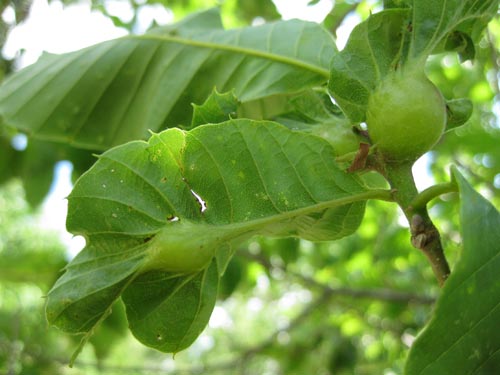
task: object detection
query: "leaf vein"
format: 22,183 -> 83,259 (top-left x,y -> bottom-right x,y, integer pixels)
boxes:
234,124 -> 283,213
99,154 -> 179,216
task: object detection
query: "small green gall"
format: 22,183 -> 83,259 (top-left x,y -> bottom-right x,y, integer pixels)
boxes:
366,68 -> 447,162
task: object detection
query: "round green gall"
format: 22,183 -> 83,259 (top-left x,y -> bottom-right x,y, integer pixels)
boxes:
142,221 -> 221,273
366,69 -> 446,162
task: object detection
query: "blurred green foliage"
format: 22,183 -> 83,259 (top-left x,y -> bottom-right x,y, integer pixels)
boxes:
0,181 -> 130,374
0,0 -> 498,373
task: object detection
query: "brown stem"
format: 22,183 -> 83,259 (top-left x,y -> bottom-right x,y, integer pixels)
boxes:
384,161 -> 451,286
408,212 -> 450,286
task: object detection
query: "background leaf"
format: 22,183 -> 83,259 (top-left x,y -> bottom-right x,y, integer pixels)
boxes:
18,139 -> 57,206
322,1 -> 359,37
405,168 -> 500,374
0,9 -> 334,150
0,129 -> 21,184
384,0 -> 411,9
445,98 -> 473,131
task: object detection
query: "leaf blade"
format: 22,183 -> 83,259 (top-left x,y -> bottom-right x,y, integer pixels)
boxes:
122,261 -> 219,353
328,9 -> 410,122
405,168 -> 500,374
47,119 -> 389,355
0,10 -> 335,150
410,0 -> 499,59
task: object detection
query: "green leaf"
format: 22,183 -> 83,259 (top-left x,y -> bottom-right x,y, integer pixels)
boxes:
218,256 -> 246,300
46,119 -> 390,355
405,168 -> 500,374
190,89 -> 239,128
383,0 -> 411,9
19,139 -> 57,207
0,132 -> 20,184
445,98 -> 473,131
328,9 -> 410,122
0,9 -> 334,150
122,261 -> 219,353
444,30 -> 475,62
323,2 -> 358,36
155,7 -> 224,32
409,0 -> 499,59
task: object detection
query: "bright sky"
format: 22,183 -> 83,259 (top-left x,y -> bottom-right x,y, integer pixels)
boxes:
1,0 -> 433,257
2,0 -> 173,68
273,0 -> 332,21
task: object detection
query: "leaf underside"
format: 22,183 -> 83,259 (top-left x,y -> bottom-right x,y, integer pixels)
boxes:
46,119 -> 370,353
0,9 -> 334,150
122,261 -> 219,353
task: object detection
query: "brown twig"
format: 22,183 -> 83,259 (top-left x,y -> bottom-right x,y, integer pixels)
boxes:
383,161 -> 451,286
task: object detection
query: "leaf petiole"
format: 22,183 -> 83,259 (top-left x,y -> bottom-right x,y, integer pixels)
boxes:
408,181 -> 458,212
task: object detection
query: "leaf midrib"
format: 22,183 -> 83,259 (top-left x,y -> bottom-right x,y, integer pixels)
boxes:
213,189 -> 393,240
131,33 -> 331,79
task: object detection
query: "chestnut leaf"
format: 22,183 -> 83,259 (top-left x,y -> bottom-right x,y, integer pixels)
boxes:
46,119 -> 390,360
0,9 -> 334,151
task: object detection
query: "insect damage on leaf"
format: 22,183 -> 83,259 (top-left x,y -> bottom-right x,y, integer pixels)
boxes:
190,189 -> 207,212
